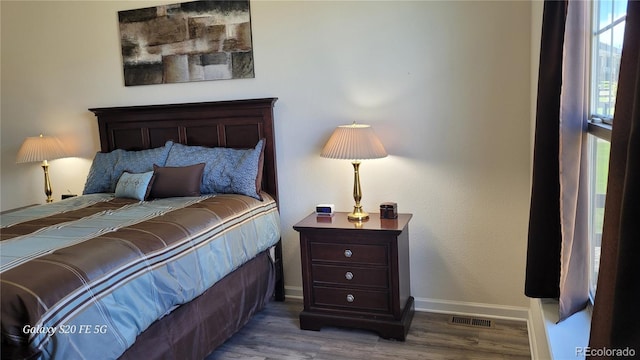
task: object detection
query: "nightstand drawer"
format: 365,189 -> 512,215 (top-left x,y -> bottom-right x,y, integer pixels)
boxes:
309,242 -> 388,265
313,286 -> 390,312
312,264 -> 388,289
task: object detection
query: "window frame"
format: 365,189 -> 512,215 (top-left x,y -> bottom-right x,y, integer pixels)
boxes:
587,122 -> 612,142
590,0 -> 626,124
586,128 -> 610,302
586,0 -> 625,301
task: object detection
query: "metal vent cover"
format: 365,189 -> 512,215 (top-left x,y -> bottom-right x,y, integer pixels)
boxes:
449,315 -> 493,328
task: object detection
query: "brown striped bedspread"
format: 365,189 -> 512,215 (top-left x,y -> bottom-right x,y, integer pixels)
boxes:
0,193 -> 280,360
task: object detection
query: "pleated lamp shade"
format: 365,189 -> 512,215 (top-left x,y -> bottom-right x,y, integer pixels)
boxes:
16,134 -> 68,163
320,124 -> 387,160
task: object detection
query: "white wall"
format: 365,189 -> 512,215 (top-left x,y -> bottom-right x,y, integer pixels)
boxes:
1,1 -> 532,311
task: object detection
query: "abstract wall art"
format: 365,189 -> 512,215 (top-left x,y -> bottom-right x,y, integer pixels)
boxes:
118,0 -> 254,86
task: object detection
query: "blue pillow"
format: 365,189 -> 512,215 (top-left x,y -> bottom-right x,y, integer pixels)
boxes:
83,141 -> 173,194
113,142 -> 173,183
165,139 -> 264,199
83,151 -> 120,194
114,171 -> 155,201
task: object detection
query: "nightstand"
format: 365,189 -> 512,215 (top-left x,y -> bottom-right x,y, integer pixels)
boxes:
293,212 -> 414,340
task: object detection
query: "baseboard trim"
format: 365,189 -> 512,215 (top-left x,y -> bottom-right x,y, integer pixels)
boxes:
413,296 -> 530,322
284,285 -> 303,300
285,287 -> 528,321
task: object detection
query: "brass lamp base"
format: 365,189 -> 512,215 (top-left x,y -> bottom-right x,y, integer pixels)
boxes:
347,161 -> 369,222
348,207 -> 369,221
42,161 -> 54,203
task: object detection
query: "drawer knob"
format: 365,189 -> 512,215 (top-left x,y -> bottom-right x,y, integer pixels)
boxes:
346,294 -> 355,303
345,271 -> 354,280
344,249 -> 353,258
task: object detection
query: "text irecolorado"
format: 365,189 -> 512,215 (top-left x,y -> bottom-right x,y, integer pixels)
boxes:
576,347 -> 636,357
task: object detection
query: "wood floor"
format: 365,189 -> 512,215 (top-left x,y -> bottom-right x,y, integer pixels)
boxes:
206,299 -> 531,360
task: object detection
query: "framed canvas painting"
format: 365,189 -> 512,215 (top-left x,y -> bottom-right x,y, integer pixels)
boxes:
118,0 -> 254,86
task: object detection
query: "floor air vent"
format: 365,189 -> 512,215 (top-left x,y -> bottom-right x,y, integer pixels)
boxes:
449,316 -> 493,328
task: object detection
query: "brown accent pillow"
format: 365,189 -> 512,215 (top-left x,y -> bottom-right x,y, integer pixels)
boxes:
150,163 -> 205,198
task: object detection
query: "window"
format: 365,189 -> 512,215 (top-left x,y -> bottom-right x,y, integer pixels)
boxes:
591,0 -> 626,122
588,0 -> 626,299
587,136 -> 609,298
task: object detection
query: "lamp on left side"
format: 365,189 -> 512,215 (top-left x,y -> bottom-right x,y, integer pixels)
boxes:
16,134 -> 68,203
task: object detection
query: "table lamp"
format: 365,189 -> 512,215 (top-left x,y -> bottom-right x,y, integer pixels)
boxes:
320,122 -> 387,221
16,134 -> 68,203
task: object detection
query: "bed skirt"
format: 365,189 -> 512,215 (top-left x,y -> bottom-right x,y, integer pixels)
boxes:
119,250 -> 275,359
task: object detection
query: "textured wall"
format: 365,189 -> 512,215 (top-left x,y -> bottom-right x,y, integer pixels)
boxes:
1,0 -> 532,311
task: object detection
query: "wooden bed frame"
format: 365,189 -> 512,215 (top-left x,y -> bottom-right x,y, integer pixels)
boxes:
88,98 -> 284,358
90,98 -> 279,205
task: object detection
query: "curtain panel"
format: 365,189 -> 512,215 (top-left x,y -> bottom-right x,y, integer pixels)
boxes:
525,0 -> 590,321
528,0 -> 640,350
558,0 -> 590,320
589,0 -> 640,352
524,0 -> 567,301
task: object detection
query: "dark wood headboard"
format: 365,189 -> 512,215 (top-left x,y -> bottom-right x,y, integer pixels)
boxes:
89,98 -> 279,204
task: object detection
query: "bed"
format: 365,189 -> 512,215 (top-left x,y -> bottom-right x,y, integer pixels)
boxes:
1,98 -> 284,360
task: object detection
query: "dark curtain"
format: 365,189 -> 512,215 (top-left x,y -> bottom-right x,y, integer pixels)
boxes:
526,0 -> 606,322
589,0 -> 640,352
524,0 -> 567,300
